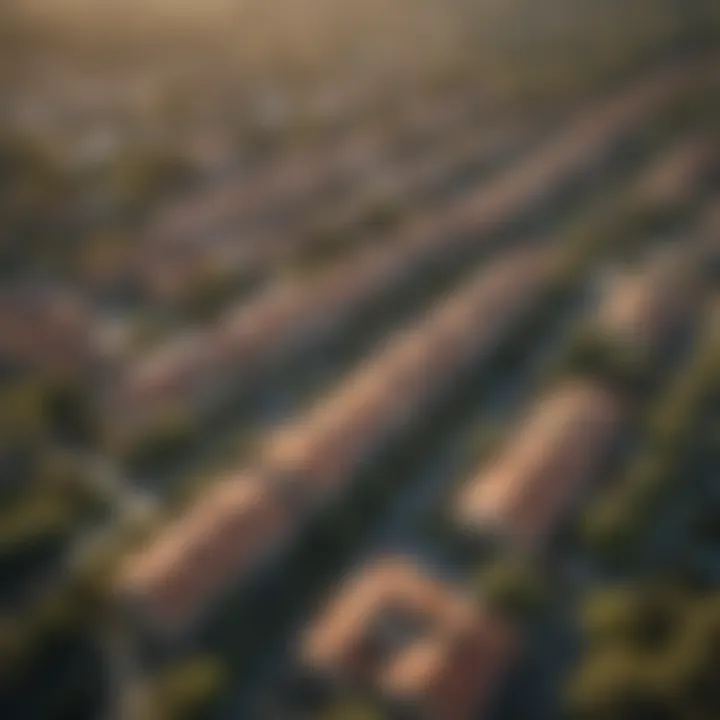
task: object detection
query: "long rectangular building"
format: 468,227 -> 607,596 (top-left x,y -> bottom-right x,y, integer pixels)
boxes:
453,379 -> 626,549
114,246 -> 559,637
118,471 -> 291,636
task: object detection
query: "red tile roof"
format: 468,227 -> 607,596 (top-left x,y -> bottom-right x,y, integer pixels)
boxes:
594,252 -> 700,355
116,471 -> 291,636
454,380 -> 625,548
300,556 -> 519,720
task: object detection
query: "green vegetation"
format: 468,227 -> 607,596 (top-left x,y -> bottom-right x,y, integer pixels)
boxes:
475,557 -> 547,623
0,132 -> 72,275
0,373 -> 98,460
0,580 -> 92,685
41,373 -> 98,446
145,655 -> 228,720
0,494 -> 76,558
177,264 -> 257,322
117,408 -> 197,473
580,330 -> 720,558
569,299 -> 720,720
317,698 -> 384,720
561,327 -> 653,398
567,586 -> 720,720
105,151 -> 199,218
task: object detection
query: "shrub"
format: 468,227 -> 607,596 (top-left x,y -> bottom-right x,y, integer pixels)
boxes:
150,655 -> 228,720
579,495 -> 642,559
121,408 -> 197,472
565,646 -> 670,720
475,557 -> 546,622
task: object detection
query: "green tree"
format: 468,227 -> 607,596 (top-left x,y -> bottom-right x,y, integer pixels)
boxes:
120,407 -> 197,472
0,616 -> 35,682
475,557 -> 546,622
42,373 -> 97,445
0,380 -> 47,450
565,646 -> 669,720
580,494 -> 640,559
150,655 -> 228,720
0,493 -> 75,558
319,698 -> 384,720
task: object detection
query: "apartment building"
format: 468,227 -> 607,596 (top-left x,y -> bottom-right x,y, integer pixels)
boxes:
298,556 -> 518,720
453,380 -> 626,549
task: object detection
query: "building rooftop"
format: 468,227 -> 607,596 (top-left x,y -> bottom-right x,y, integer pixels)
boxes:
299,556 -> 519,720
593,251 -> 700,356
453,379 -> 625,548
115,471 -> 292,637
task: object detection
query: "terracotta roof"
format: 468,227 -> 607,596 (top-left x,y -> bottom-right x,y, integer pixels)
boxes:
594,252 -> 699,355
454,380 -> 625,548
115,471 -> 291,637
299,556 -> 518,720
